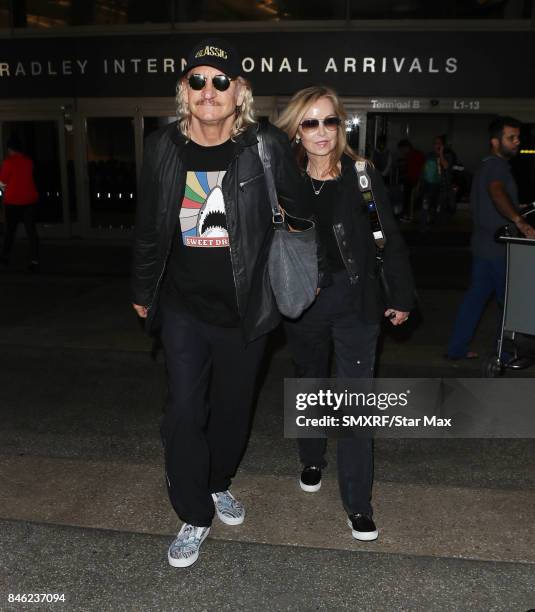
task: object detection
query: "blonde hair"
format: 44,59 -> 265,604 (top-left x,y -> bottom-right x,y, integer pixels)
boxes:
175,75 -> 256,141
276,85 -> 363,176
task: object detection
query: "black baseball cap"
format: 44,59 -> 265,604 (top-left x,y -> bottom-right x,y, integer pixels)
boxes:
181,38 -> 242,78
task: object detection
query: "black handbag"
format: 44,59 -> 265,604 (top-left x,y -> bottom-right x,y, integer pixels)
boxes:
257,131 -> 318,319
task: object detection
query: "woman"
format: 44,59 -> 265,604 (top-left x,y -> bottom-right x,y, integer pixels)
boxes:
276,86 -> 414,541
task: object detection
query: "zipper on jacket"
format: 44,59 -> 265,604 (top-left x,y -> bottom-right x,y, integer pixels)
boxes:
228,244 -> 242,315
147,235 -> 174,312
333,222 -> 359,285
239,172 -> 264,190
147,261 -> 166,312
228,157 -> 243,315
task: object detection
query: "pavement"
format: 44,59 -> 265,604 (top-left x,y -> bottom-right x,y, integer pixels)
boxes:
0,225 -> 534,612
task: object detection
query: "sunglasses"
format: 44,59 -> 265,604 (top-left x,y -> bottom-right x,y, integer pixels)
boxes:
299,116 -> 342,133
187,73 -> 233,92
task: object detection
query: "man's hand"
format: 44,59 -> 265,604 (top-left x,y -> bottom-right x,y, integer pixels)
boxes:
384,309 -> 410,326
132,303 -> 148,318
514,216 -> 535,239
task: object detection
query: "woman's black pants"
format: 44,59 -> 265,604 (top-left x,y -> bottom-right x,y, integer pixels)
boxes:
284,270 -> 379,516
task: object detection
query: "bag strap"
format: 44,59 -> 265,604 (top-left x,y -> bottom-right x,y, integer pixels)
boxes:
354,161 -> 393,301
257,131 -> 284,225
354,160 -> 386,252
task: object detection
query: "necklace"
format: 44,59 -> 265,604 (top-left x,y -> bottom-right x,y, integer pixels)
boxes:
309,175 -> 327,196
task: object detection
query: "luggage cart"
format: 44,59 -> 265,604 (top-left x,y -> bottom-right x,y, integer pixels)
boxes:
484,208 -> 535,377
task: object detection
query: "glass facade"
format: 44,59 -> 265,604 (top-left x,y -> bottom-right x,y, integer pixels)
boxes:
85,117 -> 136,229
4,0 -> 533,27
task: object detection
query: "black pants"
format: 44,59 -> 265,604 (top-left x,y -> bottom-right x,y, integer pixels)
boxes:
160,304 -> 267,527
284,270 -> 379,516
2,204 -> 39,261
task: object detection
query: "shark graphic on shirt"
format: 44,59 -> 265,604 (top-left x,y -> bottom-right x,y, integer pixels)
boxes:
179,170 -> 229,248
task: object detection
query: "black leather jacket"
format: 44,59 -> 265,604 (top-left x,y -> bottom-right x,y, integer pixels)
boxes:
319,154 -> 415,321
131,120 -> 305,342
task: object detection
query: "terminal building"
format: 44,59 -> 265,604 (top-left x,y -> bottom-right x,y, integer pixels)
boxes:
0,0 -> 534,239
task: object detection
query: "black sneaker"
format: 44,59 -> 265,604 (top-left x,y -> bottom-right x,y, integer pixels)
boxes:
299,465 -> 322,492
347,513 -> 378,541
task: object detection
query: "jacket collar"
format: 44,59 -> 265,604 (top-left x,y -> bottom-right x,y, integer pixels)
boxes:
239,124 -> 260,148
341,153 -> 358,175
168,121 -> 187,154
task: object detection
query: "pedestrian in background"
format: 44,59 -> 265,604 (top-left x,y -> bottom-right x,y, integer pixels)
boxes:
446,116 -> 535,360
396,139 -> 425,222
419,134 -> 455,231
0,135 -> 40,272
371,135 -> 392,184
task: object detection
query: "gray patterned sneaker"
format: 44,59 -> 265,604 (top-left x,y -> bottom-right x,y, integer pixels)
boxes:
168,523 -> 210,568
211,490 -> 245,525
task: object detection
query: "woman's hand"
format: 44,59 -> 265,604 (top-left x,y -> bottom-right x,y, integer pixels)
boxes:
132,303 -> 148,318
384,309 -> 409,326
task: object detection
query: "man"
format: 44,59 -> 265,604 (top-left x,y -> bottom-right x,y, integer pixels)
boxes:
131,38 -> 304,568
447,116 -> 535,360
0,135 -> 40,271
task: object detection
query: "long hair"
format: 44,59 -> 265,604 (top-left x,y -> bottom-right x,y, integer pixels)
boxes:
175,75 -> 256,141
276,85 -> 363,176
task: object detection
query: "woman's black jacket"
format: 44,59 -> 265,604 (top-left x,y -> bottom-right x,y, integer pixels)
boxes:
317,154 -> 415,321
131,120 -> 305,343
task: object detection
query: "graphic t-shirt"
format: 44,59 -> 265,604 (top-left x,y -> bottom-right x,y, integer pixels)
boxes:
164,138 -> 239,326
